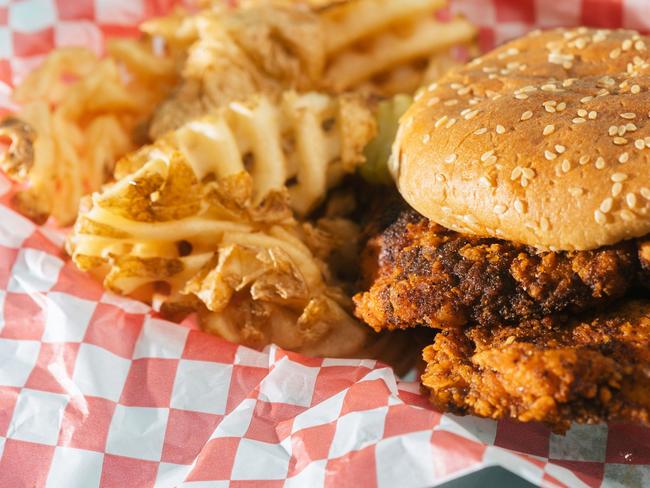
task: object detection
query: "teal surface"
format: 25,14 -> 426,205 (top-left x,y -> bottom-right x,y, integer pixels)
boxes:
437,467 -> 538,488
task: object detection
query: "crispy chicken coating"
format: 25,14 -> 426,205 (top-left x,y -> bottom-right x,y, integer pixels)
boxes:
354,209 -> 649,331
421,300 -> 650,433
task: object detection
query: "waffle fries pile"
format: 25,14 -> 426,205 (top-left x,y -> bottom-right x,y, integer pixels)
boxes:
0,0 -> 475,359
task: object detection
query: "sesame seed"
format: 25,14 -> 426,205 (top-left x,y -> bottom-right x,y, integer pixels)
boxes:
595,157 -> 606,169
600,197 -> 613,213
427,97 -> 440,107
422,134 -> 431,144
622,39 -> 633,51
640,187 -> 650,200
460,108 -> 471,116
515,93 -> 529,100
572,117 -> 586,124
557,102 -> 567,112
620,209 -> 636,221
608,126 -> 618,136
569,187 -> 584,197
626,192 -> 638,208
521,167 -> 536,179
635,139 -> 646,150
510,166 -> 522,180
626,123 -> 638,132
610,48 -> 621,59
427,83 -> 438,92
555,144 -> 566,154
579,155 -> 590,165
600,76 -> 616,86
545,150 -> 557,160
593,32 -> 607,43
485,155 -> 497,165
445,118 -> 457,128
479,176 -> 493,188
580,96 -> 594,103
521,110 -> 533,120
458,87 -> 471,96
514,199 -> 525,214
635,40 -> 647,51
645,136 -> 650,147
435,115 -> 448,128
480,150 -> 495,162
545,105 -> 556,113
496,124 -> 506,134
594,209 -> 607,224
611,172 -> 628,182
577,109 -> 588,117
464,110 -> 479,120
445,153 -> 457,163
494,204 -> 507,214
613,137 -> 628,145
619,152 -> 630,163
474,127 -> 488,135
612,182 -> 623,197
588,111 -> 597,119
444,99 -> 459,106
543,124 -> 555,136
631,84 -> 641,94
618,125 -> 627,136
521,178 -> 529,187
541,84 -> 556,91
621,112 -> 636,119
561,159 -> 571,172
450,83 -> 463,90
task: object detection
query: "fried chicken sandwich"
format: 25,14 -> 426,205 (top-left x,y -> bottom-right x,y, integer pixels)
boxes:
353,27 -> 650,432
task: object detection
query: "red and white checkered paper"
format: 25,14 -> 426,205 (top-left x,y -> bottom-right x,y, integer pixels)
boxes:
1,1 -> 650,487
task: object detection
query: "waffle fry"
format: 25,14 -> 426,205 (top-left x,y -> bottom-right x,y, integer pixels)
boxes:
148,6 -> 325,138
145,91 -> 376,215
67,91 -> 378,357
68,89 -> 374,292
324,17 -> 476,92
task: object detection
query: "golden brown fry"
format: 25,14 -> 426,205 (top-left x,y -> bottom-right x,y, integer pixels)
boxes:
323,17 -> 476,92
321,0 -> 445,54
68,90 -> 375,360
2,41 -> 177,225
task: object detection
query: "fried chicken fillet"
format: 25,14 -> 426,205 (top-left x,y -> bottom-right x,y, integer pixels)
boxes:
422,300 -> 650,433
354,209 -> 650,331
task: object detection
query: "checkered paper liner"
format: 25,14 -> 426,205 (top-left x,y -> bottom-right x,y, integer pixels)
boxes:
1,1 -> 650,487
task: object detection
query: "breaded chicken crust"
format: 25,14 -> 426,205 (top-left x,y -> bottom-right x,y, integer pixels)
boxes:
421,300 -> 650,433
354,210 -> 649,331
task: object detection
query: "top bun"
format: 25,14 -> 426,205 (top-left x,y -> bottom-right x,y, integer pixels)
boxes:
393,27 -> 650,250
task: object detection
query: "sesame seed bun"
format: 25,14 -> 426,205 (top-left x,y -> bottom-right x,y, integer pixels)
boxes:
392,27 -> 650,251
